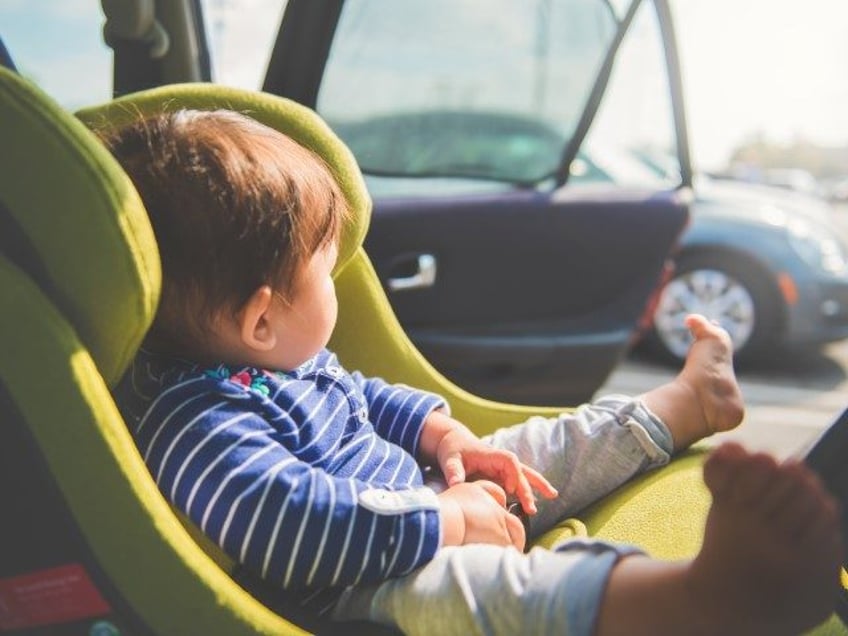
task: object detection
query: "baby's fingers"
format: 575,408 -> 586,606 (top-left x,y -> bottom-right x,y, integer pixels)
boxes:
522,465 -> 558,499
442,453 -> 466,486
513,471 -> 538,515
513,465 -> 558,516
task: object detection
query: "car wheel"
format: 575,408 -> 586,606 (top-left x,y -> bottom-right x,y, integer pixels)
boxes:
647,253 -> 783,364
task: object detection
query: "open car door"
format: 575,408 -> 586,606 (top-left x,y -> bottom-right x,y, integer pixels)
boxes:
260,0 -> 692,405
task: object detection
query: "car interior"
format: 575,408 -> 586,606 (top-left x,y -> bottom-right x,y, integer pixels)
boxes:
0,11 -> 846,636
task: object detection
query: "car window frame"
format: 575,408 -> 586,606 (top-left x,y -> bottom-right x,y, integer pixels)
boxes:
261,0 -> 691,192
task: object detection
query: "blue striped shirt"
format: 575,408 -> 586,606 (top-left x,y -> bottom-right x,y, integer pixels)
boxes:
116,347 -> 446,609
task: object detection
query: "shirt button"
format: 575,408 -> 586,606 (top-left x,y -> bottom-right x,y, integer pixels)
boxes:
326,365 -> 342,377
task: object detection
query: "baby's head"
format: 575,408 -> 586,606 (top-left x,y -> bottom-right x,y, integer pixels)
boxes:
100,109 -> 349,368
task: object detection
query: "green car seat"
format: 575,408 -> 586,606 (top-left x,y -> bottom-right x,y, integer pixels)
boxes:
1,66 -> 844,635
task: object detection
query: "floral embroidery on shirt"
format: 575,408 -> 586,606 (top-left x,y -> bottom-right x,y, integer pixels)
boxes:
205,366 -> 271,396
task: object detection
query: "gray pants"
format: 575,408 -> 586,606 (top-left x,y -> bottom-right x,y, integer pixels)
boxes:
332,395 -> 674,636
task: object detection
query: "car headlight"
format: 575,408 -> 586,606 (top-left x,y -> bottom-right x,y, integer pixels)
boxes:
787,218 -> 848,274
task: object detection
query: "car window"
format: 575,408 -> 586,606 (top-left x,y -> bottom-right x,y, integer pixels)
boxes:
0,2 -> 111,109
198,0 -> 287,89
574,0 -> 678,188
317,0 -> 621,193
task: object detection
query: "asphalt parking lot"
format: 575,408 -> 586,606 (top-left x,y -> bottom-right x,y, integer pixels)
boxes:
600,203 -> 848,459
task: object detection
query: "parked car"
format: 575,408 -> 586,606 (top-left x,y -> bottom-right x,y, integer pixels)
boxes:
573,146 -> 848,363
823,176 -> 848,204
762,168 -> 822,198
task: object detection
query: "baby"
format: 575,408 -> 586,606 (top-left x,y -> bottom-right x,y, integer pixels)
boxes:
103,109 -> 842,636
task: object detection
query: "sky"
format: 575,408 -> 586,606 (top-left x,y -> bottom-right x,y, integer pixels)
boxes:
670,0 -> 848,169
3,0 -> 847,173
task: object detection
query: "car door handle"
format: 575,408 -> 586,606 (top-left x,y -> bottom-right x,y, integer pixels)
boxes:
387,254 -> 437,291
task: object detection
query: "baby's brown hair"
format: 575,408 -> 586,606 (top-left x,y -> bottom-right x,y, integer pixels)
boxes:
98,109 -> 348,354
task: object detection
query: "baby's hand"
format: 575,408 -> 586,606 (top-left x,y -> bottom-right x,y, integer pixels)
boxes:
437,480 -> 526,550
436,425 -> 558,516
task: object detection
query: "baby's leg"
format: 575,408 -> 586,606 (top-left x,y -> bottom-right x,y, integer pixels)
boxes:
483,395 -> 674,537
641,313 -> 745,451
334,444 -> 842,636
333,540 -> 644,636
483,314 -> 744,536
596,442 -> 843,636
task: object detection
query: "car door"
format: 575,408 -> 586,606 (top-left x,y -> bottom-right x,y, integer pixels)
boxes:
262,0 -> 691,405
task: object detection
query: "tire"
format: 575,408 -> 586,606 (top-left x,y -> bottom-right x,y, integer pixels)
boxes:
644,252 -> 784,365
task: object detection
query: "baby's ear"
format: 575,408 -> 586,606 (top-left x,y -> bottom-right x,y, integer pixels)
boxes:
239,285 -> 277,351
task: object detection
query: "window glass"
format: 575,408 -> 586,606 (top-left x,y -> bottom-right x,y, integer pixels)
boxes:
574,1 -> 679,188
317,0 -> 620,191
0,1 -> 111,109
199,0 -> 287,89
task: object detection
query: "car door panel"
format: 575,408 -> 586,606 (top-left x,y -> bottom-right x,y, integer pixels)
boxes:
366,187 -> 688,404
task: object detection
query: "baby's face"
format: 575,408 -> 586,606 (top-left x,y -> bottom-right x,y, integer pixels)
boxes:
271,241 -> 339,370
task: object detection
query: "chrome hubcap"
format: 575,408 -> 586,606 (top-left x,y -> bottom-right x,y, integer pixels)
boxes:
654,268 -> 756,359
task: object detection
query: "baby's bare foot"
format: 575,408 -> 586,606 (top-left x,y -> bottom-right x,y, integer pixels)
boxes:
678,313 -> 745,437
690,442 -> 843,635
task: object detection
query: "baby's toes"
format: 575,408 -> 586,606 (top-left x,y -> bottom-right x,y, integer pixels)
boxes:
702,443 -> 739,494
731,453 -> 782,507
686,313 -> 734,349
764,463 -> 830,534
800,494 -> 843,554
684,313 -> 712,338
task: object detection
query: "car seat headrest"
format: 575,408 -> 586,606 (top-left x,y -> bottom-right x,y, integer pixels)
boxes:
0,67 -> 161,385
76,82 -> 372,277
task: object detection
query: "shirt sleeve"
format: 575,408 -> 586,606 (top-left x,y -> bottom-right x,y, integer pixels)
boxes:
133,377 -> 442,590
349,371 -> 447,457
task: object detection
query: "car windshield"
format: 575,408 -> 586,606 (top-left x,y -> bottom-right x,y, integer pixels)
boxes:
317,0 -> 622,185
571,144 -> 673,185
